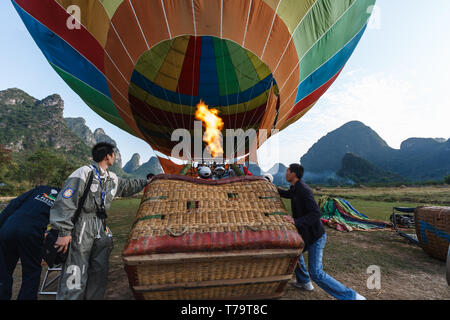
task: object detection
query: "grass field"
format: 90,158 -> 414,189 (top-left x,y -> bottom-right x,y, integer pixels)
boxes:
101,186 -> 449,300
313,186 -> 450,205
7,186 -> 450,300
280,185 -> 449,220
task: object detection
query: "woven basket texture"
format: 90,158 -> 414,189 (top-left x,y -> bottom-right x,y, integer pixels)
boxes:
415,206 -> 450,261
122,175 -> 303,300
133,255 -> 293,285
127,176 -> 298,240
139,282 -> 283,300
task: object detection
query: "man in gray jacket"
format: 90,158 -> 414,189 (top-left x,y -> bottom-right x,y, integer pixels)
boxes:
50,142 -> 148,300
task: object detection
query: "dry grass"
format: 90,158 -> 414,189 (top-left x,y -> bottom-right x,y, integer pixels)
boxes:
313,186 -> 450,206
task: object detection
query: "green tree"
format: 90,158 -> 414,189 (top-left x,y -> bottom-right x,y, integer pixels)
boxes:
444,174 -> 450,184
50,159 -> 78,187
19,148 -> 78,187
20,149 -> 64,186
0,145 -> 12,180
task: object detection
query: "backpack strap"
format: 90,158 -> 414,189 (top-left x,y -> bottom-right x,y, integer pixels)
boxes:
72,170 -> 94,225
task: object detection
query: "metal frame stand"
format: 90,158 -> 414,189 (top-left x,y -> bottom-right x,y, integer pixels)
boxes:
391,207 -> 419,245
39,265 -> 62,296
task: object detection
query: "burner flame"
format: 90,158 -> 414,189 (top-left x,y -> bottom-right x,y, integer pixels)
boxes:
195,101 -> 224,158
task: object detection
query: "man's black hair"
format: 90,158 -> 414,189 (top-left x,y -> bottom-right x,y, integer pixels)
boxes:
288,163 -> 304,180
147,173 -> 155,180
92,142 -> 116,163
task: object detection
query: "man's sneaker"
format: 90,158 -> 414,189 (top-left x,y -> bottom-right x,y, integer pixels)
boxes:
292,281 -> 314,291
355,292 -> 367,300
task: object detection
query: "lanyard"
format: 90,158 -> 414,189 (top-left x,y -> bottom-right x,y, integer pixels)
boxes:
92,165 -> 107,207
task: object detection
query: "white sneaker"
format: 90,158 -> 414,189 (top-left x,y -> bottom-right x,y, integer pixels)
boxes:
292,281 -> 314,291
355,292 -> 367,300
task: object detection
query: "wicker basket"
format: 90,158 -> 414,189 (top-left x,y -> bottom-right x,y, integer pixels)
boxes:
414,206 -> 450,261
123,174 -> 304,300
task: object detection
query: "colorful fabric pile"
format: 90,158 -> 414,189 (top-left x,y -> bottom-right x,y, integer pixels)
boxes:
318,197 -> 392,232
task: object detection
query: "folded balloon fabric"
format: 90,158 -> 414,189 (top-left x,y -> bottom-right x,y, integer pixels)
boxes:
318,197 -> 392,232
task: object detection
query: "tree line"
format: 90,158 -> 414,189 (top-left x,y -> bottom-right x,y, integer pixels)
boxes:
0,145 -> 78,196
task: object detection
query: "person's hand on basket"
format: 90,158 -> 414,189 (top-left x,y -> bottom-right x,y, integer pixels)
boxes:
282,215 -> 295,224
146,173 -> 155,183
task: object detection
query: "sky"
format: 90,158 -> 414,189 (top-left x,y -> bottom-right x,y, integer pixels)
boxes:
1,0 -> 449,171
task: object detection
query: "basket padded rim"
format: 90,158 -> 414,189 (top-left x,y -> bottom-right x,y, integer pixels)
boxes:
150,173 -> 268,185
123,229 -> 304,256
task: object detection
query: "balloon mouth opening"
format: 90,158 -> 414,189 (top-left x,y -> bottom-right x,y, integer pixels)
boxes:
128,35 -> 279,159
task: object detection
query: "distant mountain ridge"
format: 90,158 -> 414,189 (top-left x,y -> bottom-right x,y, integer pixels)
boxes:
268,163 -> 289,187
3,89 -> 447,185
0,88 -> 90,166
65,117 -> 97,147
128,156 -> 164,178
300,121 -> 449,182
301,121 -> 392,173
338,153 -> 405,184
123,153 -> 141,174
0,88 -> 162,178
64,117 -> 131,176
64,118 -> 164,178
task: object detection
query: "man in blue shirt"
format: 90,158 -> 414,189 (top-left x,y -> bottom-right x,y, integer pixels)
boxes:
0,185 -> 60,300
278,164 -> 366,300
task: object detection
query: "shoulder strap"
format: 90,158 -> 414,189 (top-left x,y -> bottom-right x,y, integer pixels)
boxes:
72,170 -> 94,225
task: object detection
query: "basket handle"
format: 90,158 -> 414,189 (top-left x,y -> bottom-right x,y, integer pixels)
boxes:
245,222 -> 264,232
166,226 -> 189,237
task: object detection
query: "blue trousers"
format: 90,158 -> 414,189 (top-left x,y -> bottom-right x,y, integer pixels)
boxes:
295,233 -> 357,300
0,227 -> 42,300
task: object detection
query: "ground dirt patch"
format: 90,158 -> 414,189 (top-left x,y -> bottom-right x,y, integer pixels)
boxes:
10,228 -> 448,300
7,188 -> 450,300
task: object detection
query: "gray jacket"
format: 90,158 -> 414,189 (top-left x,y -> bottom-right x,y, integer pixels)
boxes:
50,163 -> 147,236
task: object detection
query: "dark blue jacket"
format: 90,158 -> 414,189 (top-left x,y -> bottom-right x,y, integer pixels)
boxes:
0,186 -> 61,238
278,181 -> 325,250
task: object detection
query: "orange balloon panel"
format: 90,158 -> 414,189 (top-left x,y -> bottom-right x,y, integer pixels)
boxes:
12,0 -> 376,160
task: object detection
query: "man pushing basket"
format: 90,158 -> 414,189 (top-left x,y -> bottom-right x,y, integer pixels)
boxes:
278,164 -> 367,300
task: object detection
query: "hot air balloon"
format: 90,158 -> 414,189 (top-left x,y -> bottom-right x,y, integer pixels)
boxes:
12,0 -> 376,172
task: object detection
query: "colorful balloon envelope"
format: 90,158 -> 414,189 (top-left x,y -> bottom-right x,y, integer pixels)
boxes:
12,0 -> 375,167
